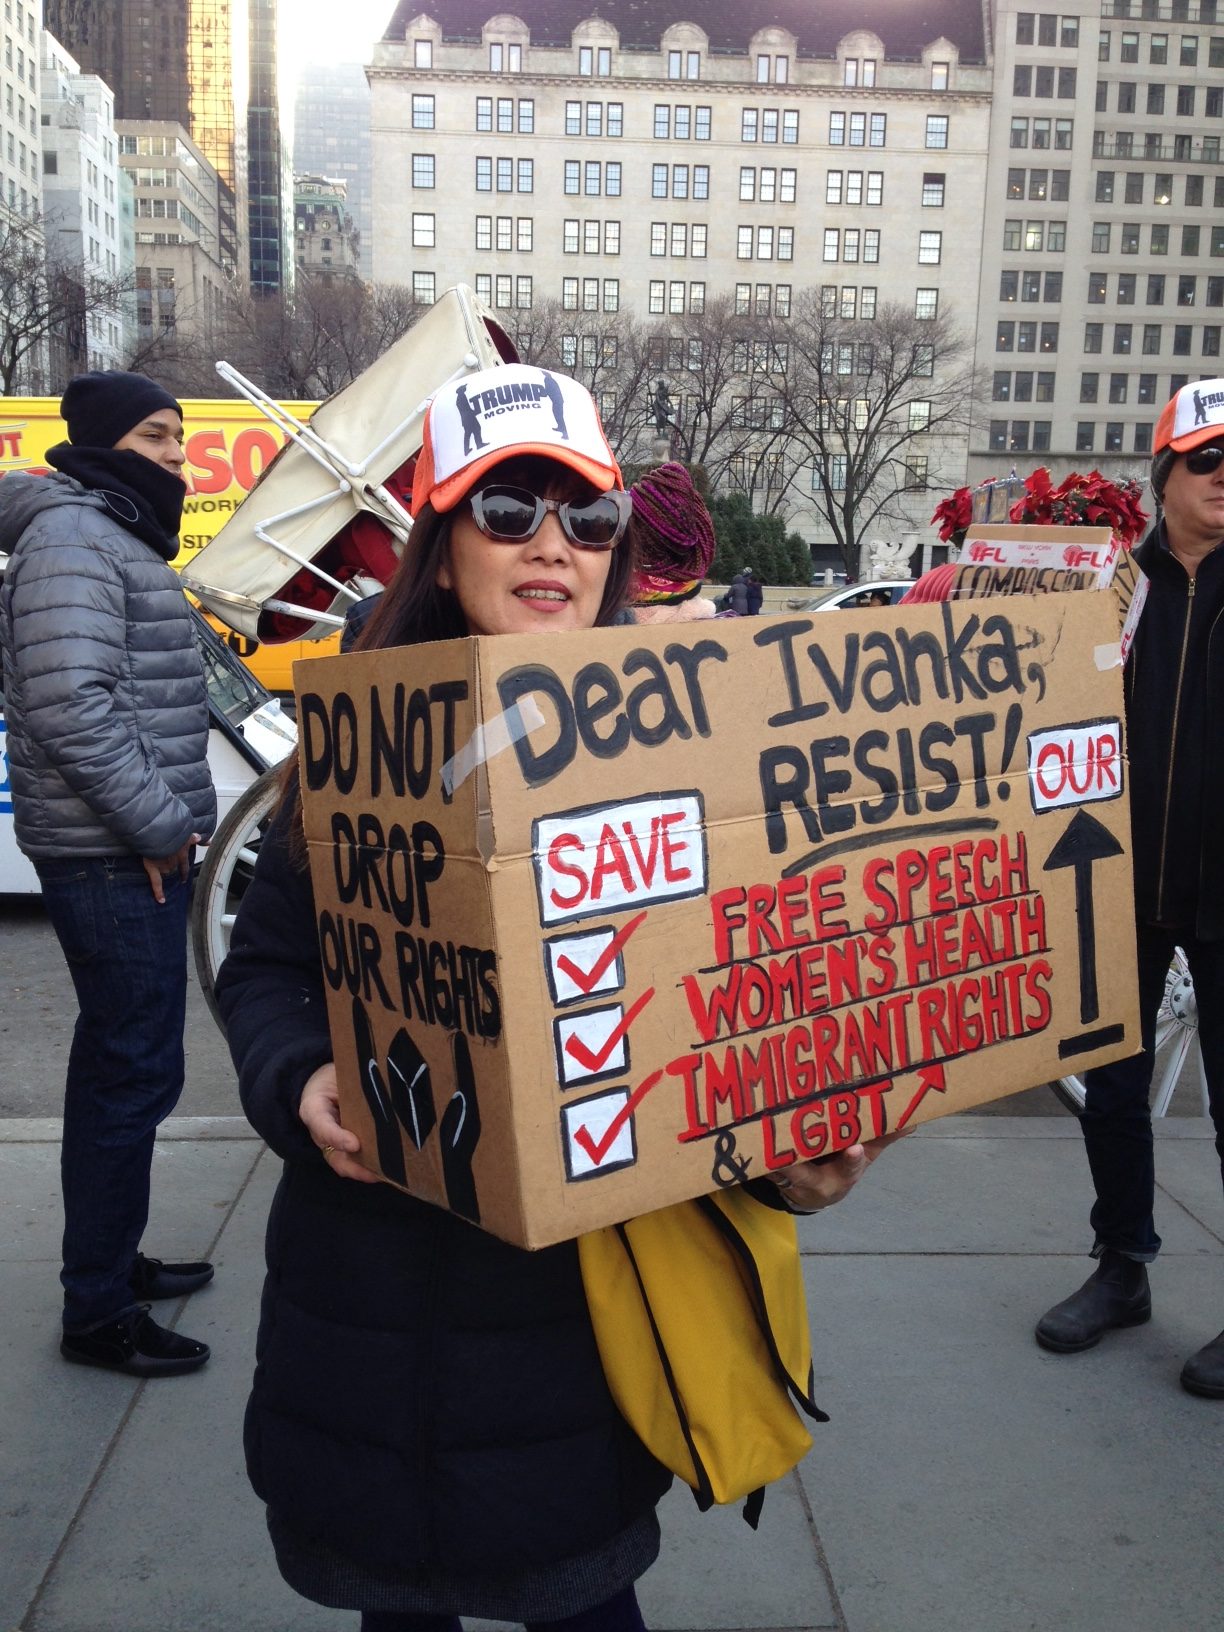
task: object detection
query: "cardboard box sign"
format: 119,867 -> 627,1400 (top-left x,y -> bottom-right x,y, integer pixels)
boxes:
952,525 -> 1121,599
295,590 -> 1139,1248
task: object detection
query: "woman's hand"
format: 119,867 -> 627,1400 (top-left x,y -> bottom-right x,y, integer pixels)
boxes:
298,1063 -> 380,1184
768,1130 -> 909,1213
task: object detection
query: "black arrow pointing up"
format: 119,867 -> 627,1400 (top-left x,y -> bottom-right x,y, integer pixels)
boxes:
1043,808 -> 1125,1024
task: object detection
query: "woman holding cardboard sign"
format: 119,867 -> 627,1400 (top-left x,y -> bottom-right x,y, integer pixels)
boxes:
215,364 -> 880,1632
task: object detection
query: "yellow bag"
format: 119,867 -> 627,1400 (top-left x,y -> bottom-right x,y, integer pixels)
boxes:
578,1186 -> 827,1523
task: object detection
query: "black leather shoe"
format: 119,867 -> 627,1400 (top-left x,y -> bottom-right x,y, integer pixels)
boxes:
130,1252 -> 214,1300
1180,1328 -> 1224,1398
61,1307 -> 210,1377
1035,1250 -> 1151,1353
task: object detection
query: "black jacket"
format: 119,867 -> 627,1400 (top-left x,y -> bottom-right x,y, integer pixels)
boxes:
214,807 -> 670,1580
1125,521 -> 1224,937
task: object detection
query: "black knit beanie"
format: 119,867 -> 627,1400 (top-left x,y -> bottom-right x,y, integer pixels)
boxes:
60,370 -> 182,450
1150,446 -> 1178,506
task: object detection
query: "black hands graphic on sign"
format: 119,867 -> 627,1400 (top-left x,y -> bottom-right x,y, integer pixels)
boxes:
385,1026 -> 436,1150
439,1032 -> 482,1224
349,998 -> 480,1213
351,996 -> 408,1186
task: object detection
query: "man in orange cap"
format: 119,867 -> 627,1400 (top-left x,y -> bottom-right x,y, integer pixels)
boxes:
1035,378 -> 1224,1399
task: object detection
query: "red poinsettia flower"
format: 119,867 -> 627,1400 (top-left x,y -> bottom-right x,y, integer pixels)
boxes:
931,485 -> 974,542
1004,467 -> 1148,548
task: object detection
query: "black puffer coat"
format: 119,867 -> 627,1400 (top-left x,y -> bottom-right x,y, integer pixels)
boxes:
1124,522 -> 1224,937
214,807 -> 671,1581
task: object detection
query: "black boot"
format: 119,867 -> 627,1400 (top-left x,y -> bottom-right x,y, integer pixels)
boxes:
1180,1328 -> 1224,1399
1035,1249 -> 1151,1353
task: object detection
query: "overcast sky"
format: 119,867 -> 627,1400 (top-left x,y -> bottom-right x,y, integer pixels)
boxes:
282,0 -> 397,81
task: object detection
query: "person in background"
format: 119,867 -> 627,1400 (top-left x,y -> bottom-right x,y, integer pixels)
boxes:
745,568 -> 764,616
1034,378 -> 1224,1399
0,370 -> 217,1377
214,364 -> 881,1632
626,461 -> 717,625
727,567 -> 751,617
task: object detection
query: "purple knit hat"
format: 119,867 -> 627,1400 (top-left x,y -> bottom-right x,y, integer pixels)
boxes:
629,462 -> 717,605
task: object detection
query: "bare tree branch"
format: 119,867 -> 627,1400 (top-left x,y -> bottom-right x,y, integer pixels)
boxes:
0,212 -> 135,393
771,295 -> 979,575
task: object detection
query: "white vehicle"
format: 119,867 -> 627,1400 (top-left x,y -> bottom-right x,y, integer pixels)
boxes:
796,579 -> 915,611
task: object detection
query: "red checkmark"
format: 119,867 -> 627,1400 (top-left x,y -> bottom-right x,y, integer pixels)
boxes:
573,1069 -> 664,1166
554,910 -> 647,996
564,988 -> 655,1074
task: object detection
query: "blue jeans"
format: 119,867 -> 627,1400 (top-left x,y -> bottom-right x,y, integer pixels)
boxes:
35,855 -> 190,1331
1081,922 -> 1224,1261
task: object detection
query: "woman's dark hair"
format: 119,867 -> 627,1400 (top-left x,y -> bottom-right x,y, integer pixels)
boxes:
355,455 -> 635,653
275,453 -> 637,852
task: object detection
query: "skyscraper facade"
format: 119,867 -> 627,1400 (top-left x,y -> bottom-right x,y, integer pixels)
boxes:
293,62 -> 372,281
247,0 -> 291,290
42,0 -> 250,277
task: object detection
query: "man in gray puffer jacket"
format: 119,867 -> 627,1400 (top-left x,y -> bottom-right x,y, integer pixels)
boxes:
0,371 -> 217,1377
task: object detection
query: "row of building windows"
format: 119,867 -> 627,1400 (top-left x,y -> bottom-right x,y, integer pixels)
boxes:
1006,167 -> 1071,201
740,166 -> 795,201
1084,320 -> 1222,354
1093,130 -> 1221,161
826,169 -> 884,205
4,81 -> 36,131
567,160 -> 623,195
737,224 -> 795,259
822,227 -> 883,262
820,285 -> 879,320
1091,220 -> 1224,254
2,35 -> 35,84
1004,218 -> 1069,251
1085,272 -> 1224,305
406,97 -> 949,151
734,283 -> 793,317
1097,78 -> 1221,115
1013,64 -> 1077,98
475,97 -> 535,134
992,370 -> 1058,401
1096,170 -> 1224,206
1005,215 -> 1224,259
1100,27 -> 1224,62
1000,270 -> 1065,302
475,156 -> 534,192
408,216 -> 946,269
423,278 -> 848,321
996,321 -> 1061,352
568,218 -> 623,254
1017,13 -> 1080,46
1009,116 -> 1075,149
1079,366 -> 1219,401
654,162 -> 709,199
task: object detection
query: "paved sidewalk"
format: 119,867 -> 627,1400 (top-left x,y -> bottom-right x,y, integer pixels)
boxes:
2,1114 -> 1220,1632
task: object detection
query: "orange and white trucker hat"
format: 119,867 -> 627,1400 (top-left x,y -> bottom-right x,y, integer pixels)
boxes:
1154,376 -> 1224,455
410,363 -> 622,515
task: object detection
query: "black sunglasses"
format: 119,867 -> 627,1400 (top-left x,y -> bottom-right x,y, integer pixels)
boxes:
467,484 -> 630,550
1184,444 -> 1224,477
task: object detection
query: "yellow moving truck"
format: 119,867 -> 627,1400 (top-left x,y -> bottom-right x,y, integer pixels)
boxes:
0,396 -> 338,690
